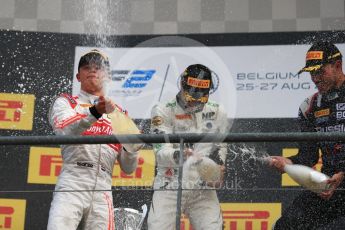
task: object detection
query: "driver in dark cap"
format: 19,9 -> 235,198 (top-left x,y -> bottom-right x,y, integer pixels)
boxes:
271,41 -> 345,229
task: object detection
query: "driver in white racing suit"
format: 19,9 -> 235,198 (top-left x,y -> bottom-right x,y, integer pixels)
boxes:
47,49 -> 139,230
148,64 -> 228,230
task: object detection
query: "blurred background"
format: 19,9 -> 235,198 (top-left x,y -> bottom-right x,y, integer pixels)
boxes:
0,0 -> 344,34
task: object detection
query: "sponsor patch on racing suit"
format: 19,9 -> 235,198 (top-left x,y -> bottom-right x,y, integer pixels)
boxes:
291,85 -> 345,176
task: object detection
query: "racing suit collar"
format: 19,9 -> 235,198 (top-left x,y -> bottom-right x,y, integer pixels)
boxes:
321,82 -> 345,101
339,82 -> 345,95
79,90 -> 101,105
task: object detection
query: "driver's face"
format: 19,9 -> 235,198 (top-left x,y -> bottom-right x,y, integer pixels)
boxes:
310,63 -> 337,94
183,91 -> 209,103
181,90 -> 209,113
77,63 -> 109,95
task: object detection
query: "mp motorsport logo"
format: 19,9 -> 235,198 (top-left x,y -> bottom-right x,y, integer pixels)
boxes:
109,69 -> 156,97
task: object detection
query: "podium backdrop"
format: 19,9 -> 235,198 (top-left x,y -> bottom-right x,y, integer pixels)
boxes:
1,30 -> 345,229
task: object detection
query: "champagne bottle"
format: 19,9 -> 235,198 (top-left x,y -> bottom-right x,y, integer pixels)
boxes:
195,157 -> 222,183
108,105 -> 143,153
284,164 -> 331,194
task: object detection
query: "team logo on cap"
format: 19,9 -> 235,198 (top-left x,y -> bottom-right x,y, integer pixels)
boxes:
187,77 -> 210,89
306,51 -> 323,60
329,52 -> 341,60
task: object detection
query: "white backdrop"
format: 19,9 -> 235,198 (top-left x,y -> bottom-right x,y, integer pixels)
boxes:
73,44 -> 345,119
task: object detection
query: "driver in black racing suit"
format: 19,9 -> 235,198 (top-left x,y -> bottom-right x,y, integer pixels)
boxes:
271,41 -> 345,230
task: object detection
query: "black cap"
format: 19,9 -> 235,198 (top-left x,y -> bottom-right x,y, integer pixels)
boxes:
298,42 -> 342,74
180,64 -> 213,97
78,49 -> 110,71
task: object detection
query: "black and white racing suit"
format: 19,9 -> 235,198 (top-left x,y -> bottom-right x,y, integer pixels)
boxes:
47,90 -> 138,230
147,98 -> 228,230
275,85 -> 345,230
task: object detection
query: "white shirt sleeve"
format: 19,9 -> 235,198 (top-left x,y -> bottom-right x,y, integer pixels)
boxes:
150,103 -> 179,168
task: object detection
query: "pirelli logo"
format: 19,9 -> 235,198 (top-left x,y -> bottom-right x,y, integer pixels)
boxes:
0,93 -> 35,130
27,147 -> 155,186
0,199 -> 26,230
180,203 -> 281,230
306,51 -> 323,60
187,77 -> 210,89
282,148 -> 322,186
28,147 -> 62,184
112,149 -> 155,186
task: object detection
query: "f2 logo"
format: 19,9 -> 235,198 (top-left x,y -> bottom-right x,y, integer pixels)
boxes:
122,70 -> 156,88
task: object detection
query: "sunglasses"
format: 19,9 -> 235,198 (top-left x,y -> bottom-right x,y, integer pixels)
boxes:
310,67 -> 325,77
